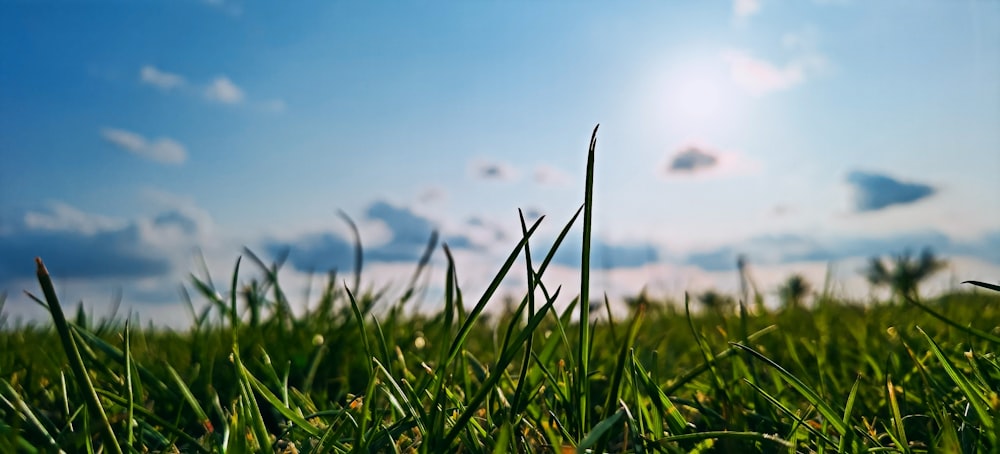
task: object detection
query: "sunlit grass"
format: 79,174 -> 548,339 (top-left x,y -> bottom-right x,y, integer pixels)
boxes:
1,127 -> 998,453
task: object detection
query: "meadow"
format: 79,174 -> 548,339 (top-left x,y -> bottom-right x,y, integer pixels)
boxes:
2,129 -> 998,453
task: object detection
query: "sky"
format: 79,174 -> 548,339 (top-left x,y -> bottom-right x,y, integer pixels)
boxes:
2,1 -> 999,326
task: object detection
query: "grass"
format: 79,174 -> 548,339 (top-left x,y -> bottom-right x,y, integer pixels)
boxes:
1,127 -> 999,453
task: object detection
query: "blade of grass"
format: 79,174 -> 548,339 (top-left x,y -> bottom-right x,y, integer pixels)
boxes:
401,230 -> 439,304
837,374 -> 861,452
629,353 -> 688,436
741,378 -> 837,448
577,123 -> 599,435
164,365 -> 213,435
730,342 -> 849,436
602,305 -> 645,423
338,210 -> 364,296
653,430 -> 795,449
0,379 -> 61,451
510,209 -> 537,423
886,375 -> 910,453
241,363 -> 322,437
916,326 -> 994,433
33,258 -> 122,454
903,295 -> 1000,344
443,216 -> 543,369
963,280 -> 1000,292
94,390 -> 209,453
442,288 -> 560,448
577,407 -> 624,454
123,319 -> 135,447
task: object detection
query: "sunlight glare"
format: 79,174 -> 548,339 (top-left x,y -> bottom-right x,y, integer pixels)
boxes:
672,77 -> 722,120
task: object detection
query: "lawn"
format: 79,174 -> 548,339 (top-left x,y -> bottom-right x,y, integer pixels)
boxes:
2,129 -> 998,453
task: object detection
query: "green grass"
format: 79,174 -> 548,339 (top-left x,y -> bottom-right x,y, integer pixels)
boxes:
2,127 -> 999,453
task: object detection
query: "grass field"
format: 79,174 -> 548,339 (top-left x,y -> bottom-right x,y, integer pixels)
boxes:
2,129 -> 998,453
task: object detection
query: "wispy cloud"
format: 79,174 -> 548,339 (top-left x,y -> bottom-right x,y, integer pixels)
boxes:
138,66 -> 281,111
204,76 -> 245,104
471,159 -> 518,182
733,0 -> 761,19
201,0 -> 243,16
259,98 -> 287,113
846,171 -> 937,212
416,186 -> 447,204
723,50 -> 824,95
101,127 -> 188,165
534,164 -> 572,186
139,65 -> 185,90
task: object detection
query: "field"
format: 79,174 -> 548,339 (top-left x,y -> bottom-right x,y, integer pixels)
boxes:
2,131 -> 999,453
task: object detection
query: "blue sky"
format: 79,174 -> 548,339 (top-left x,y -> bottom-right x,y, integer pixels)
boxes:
2,1 -> 999,325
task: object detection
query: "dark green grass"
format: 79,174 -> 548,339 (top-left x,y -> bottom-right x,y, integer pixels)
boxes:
2,128 -> 998,452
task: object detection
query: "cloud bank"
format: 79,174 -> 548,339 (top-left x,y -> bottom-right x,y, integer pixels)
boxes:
271,200 -> 475,273
549,237 -> 660,270
0,202 -> 209,281
681,230 -> 1000,271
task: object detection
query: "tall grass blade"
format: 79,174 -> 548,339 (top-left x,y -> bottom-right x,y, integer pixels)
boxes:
963,280 -> 1000,292
33,258 -> 122,454
886,375 -> 910,453
510,209 -> 537,423
164,365 -> 213,435
123,319 -> 135,447
442,288 -> 560,448
903,295 -> 1000,344
577,123 -> 599,434
837,374 -> 861,452
337,210 -> 364,295
402,230 -> 439,304
443,216 -> 543,369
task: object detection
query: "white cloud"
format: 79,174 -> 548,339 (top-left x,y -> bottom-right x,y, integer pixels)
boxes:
204,76 -> 245,104
140,65 -> 185,90
723,50 -> 825,96
101,127 -> 188,165
733,0 -> 761,19
138,67 -> 276,111
260,98 -> 286,113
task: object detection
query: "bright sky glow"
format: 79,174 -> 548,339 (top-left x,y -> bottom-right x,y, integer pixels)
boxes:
1,1 -> 998,326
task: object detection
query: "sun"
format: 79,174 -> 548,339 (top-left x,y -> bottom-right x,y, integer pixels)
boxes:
644,58 -> 741,133
670,77 -> 724,121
